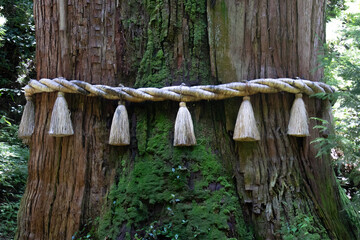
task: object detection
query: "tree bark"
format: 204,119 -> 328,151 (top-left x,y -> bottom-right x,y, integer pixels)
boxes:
16,0 -> 358,239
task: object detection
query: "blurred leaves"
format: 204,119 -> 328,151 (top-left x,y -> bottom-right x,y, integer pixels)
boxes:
315,5 -> 360,214
321,12 -> 360,165
0,123 -> 28,239
0,0 -> 35,124
326,0 -> 348,22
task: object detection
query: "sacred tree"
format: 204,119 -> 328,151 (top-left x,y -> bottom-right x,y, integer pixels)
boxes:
16,0 -> 358,239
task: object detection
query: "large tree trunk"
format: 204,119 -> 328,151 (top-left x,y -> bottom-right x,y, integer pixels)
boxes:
16,0 -> 358,239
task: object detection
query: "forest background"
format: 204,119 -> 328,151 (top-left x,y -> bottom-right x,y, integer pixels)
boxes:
0,0 -> 359,239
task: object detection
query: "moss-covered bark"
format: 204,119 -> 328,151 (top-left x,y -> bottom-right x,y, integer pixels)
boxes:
135,0 -> 211,87
97,102 -> 253,239
94,1 -> 255,238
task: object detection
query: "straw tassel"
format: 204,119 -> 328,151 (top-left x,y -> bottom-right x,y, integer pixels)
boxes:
288,93 -> 309,137
49,92 -> 74,137
18,96 -> 35,139
174,102 -> 196,146
233,96 -> 260,141
109,101 -> 130,146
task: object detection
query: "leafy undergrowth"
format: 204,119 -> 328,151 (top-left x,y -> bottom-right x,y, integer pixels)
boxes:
278,214 -> 329,240
318,8 -> 360,216
0,119 -> 28,239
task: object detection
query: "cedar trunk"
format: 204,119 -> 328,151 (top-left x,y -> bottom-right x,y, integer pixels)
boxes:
16,0 -> 358,239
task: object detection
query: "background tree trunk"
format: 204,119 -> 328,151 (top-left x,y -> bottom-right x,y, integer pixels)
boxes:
16,0 -> 358,239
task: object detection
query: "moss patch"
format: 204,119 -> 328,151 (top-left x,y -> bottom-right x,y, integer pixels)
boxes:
278,213 -> 329,240
135,0 -> 211,87
97,103 -> 253,239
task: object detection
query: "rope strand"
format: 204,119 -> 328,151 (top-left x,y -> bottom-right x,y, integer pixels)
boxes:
24,77 -> 334,102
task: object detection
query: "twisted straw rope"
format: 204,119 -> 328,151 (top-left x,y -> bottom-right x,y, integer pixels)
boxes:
24,77 -> 334,102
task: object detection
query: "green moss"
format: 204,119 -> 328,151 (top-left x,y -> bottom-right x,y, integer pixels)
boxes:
145,112 -> 173,159
278,213 -> 329,240
97,104 -> 253,239
207,0 -> 239,84
135,0 -> 211,87
337,181 -> 360,237
349,169 -> 360,186
135,0 -> 170,88
136,28 -> 171,88
184,0 -> 211,84
136,110 -> 148,155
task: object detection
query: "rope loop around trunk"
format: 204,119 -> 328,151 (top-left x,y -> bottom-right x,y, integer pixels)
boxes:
24,77 -> 334,102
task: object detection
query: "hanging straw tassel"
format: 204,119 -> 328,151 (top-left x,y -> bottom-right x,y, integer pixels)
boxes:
18,96 -> 35,139
49,92 -> 74,137
174,102 -> 196,146
109,101 -> 130,146
288,93 -> 309,137
233,96 -> 260,141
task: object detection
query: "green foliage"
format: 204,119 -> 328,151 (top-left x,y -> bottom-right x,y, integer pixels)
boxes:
0,126 -> 28,239
337,181 -> 360,237
0,11 -> 5,46
0,88 -> 24,126
313,5 -> 360,231
319,11 -> 360,165
0,1 -> 33,238
134,222 -> 180,240
0,142 -> 28,193
0,201 -> 20,238
0,98 -> 29,239
0,114 -> 23,145
278,214 -> 329,240
0,0 -> 35,124
310,117 -> 357,163
0,0 -> 35,86
72,219 -> 97,240
326,0 -> 348,21
97,106 -> 253,239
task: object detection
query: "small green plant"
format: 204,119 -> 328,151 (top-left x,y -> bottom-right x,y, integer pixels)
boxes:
310,116 -> 359,164
310,117 -> 337,158
0,114 -> 24,145
0,201 -> 20,237
278,214 -> 329,240
71,219 -> 97,240
134,221 -> 180,240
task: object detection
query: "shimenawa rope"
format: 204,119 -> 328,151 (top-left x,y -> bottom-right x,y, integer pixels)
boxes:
19,77 -> 334,146
24,77 -> 334,101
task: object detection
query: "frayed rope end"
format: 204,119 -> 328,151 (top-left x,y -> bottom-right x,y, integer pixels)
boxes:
174,102 -> 196,147
18,96 -> 35,139
49,92 -> 74,137
109,101 -> 130,146
233,96 -> 260,141
288,94 -> 309,137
